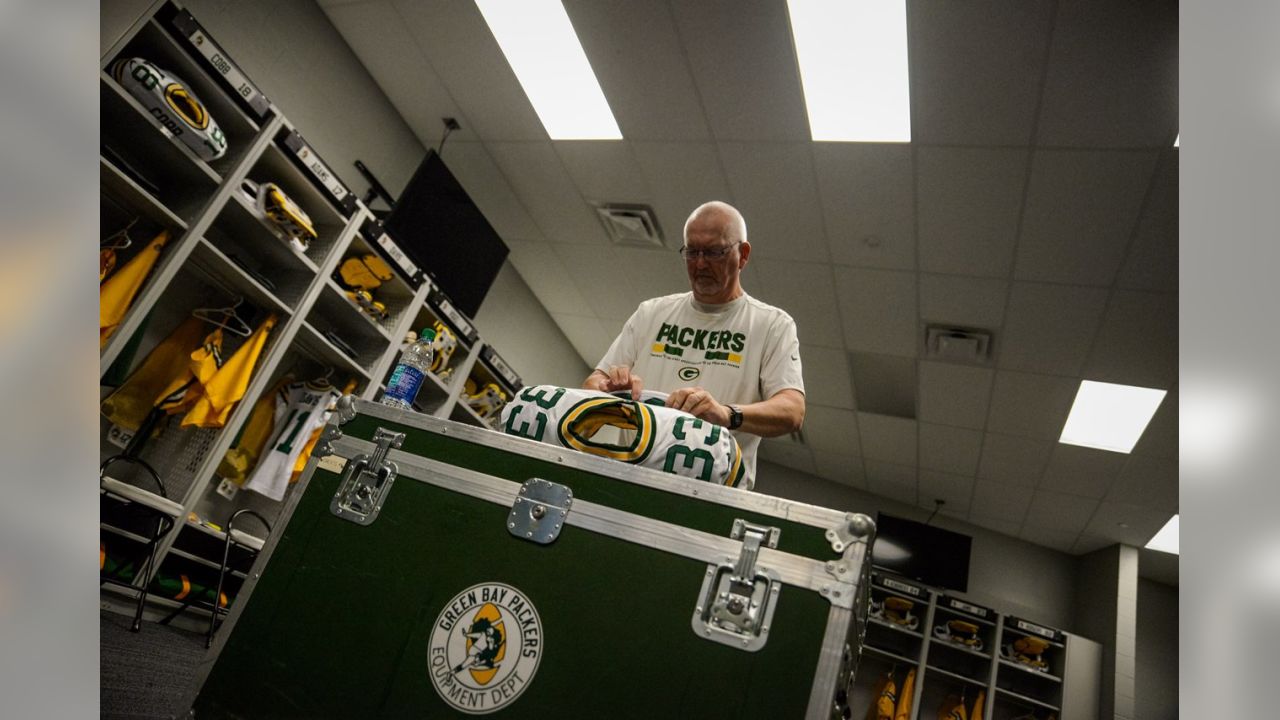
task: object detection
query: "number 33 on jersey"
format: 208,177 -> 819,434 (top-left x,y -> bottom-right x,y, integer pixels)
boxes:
498,385 -> 746,489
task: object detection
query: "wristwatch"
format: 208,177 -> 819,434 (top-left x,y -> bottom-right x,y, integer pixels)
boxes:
727,405 -> 744,430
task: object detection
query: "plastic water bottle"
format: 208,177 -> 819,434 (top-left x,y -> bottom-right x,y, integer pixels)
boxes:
382,327 -> 436,409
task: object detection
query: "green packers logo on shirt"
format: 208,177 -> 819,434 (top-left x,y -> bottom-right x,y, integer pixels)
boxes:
429,582 -> 542,714
678,366 -> 701,381
651,323 -> 746,365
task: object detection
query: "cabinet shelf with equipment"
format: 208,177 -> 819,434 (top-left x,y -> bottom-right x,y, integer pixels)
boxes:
843,572 -> 1098,720
99,0 -> 528,643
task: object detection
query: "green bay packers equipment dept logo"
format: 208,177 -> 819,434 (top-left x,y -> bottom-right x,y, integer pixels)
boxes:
677,366 -> 701,381
429,582 -> 542,714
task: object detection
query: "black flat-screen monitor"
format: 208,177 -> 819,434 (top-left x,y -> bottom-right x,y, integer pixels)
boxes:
872,512 -> 972,592
383,150 -> 508,318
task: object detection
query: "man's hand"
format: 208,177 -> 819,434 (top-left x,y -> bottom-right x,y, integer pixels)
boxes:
666,386 -> 730,426
584,366 -> 644,400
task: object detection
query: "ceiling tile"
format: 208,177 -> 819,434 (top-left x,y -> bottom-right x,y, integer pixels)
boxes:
811,450 -> 867,489
908,0 -> 1054,145
1036,0 -> 1179,147
1117,151 -> 1178,293
834,268 -> 918,357
1015,150 -> 1160,286
553,142 -> 653,206
865,461 -> 919,506
1084,502 -> 1174,548
917,147 -> 1027,277
551,313 -> 613,368
812,144 -> 915,271
977,433 -> 1053,487
970,479 -> 1035,526
998,282 -> 1109,375
668,0 -> 809,140
1039,443 -> 1127,499
800,345 -> 855,410
439,142 -> 544,241
917,361 -> 994,430
613,246 -> 691,300
630,142 -> 732,250
563,0 -> 710,141
1018,526 -> 1079,554
1108,456 -> 1178,514
1083,291 -> 1177,389
504,239 -> 590,314
968,514 -> 1024,539
919,424 -> 983,476
718,142 -> 827,261
749,260 -> 842,349
801,406 -> 861,457
487,142 -> 605,244
322,0 -> 468,151
986,370 -> 1079,440
759,439 -> 816,475
848,352 -> 916,419
389,0 -> 546,140
550,244 -> 647,321
917,470 -> 975,518
858,413 -> 918,466
1024,490 -> 1100,534
919,274 -> 1009,330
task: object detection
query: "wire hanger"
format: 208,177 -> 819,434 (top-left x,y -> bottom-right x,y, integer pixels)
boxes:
101,218 -> 138,250
312,365 -> 335,388
193,296 -> 253,337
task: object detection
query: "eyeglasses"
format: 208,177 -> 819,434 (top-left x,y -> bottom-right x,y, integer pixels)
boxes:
679,242 -> 740,262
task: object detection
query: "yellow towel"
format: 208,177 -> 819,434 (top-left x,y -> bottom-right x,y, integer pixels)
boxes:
182,314 -> 278,428
100,230 -> 169,347
101,317 -> 206,430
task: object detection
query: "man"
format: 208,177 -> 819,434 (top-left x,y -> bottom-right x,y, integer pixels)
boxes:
584,201 -> 805,490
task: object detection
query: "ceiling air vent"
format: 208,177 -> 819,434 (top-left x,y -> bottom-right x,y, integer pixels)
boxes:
924,325 -> 993,365
594,203 -> 665,248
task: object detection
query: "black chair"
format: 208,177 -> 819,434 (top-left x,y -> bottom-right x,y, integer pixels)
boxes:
99,455 -> 175,632
206,509 -> 271,647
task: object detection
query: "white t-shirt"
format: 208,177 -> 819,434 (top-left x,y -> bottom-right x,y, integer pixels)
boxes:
596,292 -> 805,489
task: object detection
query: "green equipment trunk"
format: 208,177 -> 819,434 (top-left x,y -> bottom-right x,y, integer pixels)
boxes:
189,397 -> 874,719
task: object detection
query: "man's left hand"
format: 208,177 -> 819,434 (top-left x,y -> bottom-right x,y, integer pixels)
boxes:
666,386 -> 730,426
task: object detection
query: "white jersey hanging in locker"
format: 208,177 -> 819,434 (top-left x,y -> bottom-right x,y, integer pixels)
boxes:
244,380 -> 339,501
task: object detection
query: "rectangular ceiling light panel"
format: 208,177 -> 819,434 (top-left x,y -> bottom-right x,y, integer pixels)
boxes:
787,0 -> 912,142
1059,380 -> 1167,453
475,0 -> 621,140
1145,514 -> 1179,554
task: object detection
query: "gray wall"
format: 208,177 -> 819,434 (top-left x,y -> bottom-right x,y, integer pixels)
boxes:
756,461 -> 1080,632
1136,579 -> 1178,720
474,262 -> 591,389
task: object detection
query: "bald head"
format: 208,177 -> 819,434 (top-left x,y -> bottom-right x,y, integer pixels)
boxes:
683,201 -> 747,245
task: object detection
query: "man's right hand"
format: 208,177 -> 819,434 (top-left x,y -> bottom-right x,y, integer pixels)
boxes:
585,366 -> 644,400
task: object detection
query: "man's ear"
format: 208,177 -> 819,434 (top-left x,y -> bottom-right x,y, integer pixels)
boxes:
738,241 -> 751,268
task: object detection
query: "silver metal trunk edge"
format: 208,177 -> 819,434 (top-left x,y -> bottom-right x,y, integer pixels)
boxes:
327,434 -> 862,605
347,397 -> 855,533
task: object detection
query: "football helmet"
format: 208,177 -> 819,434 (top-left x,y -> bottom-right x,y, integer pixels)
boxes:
465,382 -> 508,419
111,57 -> 228,161
933,619 -> 984,651
1000,634 -> 1051,672
870,596 -> 920,631
430,320 -> 457,375
239,179 -> 317,253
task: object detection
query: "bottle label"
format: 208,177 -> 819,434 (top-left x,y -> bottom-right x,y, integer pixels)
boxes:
385,364 -> 426,405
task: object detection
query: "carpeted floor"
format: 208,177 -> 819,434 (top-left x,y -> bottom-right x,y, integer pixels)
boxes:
100,610 -> 208,719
